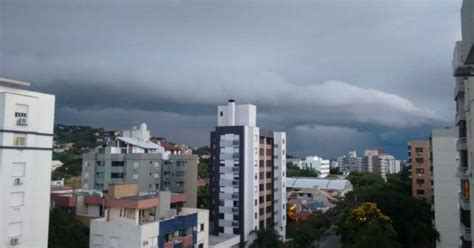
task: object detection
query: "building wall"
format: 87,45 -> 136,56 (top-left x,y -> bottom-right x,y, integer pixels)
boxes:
432,128 -> 461,248
82,150 -> 163,193
163,154 -> 198,208
408,141 -> 432,202
273,132 -> 286,239
0,84 -> 55,248
89,218 -> 158,248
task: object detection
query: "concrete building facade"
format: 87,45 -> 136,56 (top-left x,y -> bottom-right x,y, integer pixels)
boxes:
209,100 -> 286,246
303,156 -> 330,178
431,128 -> 461,248
408,141 -> 432,202
0,78 -> 55,248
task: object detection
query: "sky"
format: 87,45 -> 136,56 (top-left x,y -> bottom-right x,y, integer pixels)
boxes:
0,0 -> 463,159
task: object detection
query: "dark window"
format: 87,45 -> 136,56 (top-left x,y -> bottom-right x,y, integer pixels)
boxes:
416,168 -> 424,174
199,244 -> 204,248
259,185 -> 264,191
259,196 -> 264,203
416,189 -> 425,195
259,208 -> 264,215
200,224 -> 204,231
416,158 -> 424,163
266,206 -> 272,212
111,161 -> 124,167
415,147 -> 423,153
220,111 -> 223,117
266,172 -> 272,178
266,183 -> 272,190
111,173 -> 124,179
219,213 -> 224,219
260,172 -> 264,179
233,228 -> 240,234
416,179 -> 424,185
266,195 -> 272,201
219,227 -> 224,233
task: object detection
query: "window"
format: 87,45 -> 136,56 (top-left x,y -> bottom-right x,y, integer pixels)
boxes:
95,183 -> 104,189
96,172 -> 105,178
154,162 -> 159,168
133,162 -> 139,169
111,173 -> 124,179
220,111 -> 223,117
133,174 -> 138,180
8,222 -> 23,238
10,192 -> 24,207
112,161 -> 124,167
11,163 -> 25,177
416,189 -> 425,195
200,223 -> 205,232
416,179 -> 424,185
415,147 -> 423,153
14,104 -> 28,120
415,168 -> 424,174
415,158 -> 424,163
13,134 -> 26,146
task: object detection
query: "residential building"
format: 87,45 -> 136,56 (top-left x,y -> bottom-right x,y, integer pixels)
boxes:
453,1 -> 474,246
408,141 -> 432,202
209,100 -> 286,246
162,154 -> 199,208
0,78 -> 55,248
286,177 -> 353,197
82,123 -> 198,207
361,149 -> 400,179
431,128 -> 461,248
303,156 -> 330,178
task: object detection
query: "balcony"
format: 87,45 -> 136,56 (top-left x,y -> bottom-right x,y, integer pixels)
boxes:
458,138 -> 468,151
460,192 -> 471,210
457,110 -> 466,124
455,80 -> 466,100
462,223 -> 472,242
458,166 -> 470,179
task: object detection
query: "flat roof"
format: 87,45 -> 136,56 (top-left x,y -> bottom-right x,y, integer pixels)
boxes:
0,77 -> 31,87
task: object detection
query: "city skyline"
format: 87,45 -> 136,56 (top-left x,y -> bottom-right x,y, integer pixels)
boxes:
0,0 -> 463,158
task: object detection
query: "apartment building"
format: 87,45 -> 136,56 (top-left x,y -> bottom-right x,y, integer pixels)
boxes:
361,149 -> 400,179
162,154 -> 199,208
209,100 -> 286,246
82,123 -> 199,208
0,78 -> 55,248
453,1 -> 474,246
408,141 -> 432,202
431,128 -> 461,248
77,183 -> 209,248
303,156 -> 330,178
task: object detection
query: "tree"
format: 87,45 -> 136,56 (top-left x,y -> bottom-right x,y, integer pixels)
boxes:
287,162 -> 319,178
48,208 -> 89,248
251,228 -> 283,248
198,158 -> 210,178
337,202 -> 400,248
346,172 -> 384,189
197,186 -> 211,209
287,211 -> 332,247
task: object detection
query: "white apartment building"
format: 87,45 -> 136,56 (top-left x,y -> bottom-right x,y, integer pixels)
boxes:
210,100 -> 286,246
431,128 -> 461,248
362,149 -> 399,179
0,78 -> 55,248
303,156 -> 330,178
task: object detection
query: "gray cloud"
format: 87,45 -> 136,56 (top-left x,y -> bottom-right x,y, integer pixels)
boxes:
0,0 -> 461,158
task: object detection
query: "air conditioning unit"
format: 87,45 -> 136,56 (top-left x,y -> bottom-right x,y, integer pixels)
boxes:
16,117 -> 28,126
10,237 -> 20,246
13,178 -> 23,185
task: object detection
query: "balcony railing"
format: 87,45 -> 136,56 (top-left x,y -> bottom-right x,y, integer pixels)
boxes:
462,223 -> 472,242
458,166 -> 470,179
460,192 -> 471,210
457,111 -> 467,124
455,81 -> 466,100
458,138 -> 468,151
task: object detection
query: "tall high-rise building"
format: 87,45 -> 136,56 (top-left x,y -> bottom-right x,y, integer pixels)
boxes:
453,1 -> 474,246
431,128 -> 461,248
210,100 -> 286,246
408,141 -> 432,202
0,78 -> 55,247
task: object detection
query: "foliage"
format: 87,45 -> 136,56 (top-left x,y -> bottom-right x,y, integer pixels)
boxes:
346,172 -> 385,189
48,208 -> 89,248
197,186 -> 211,209
54,124 -> 105,150
251,228 -> 283,248
330,166 -> 341,175
52,152 -> 82,180
340,173 -> 439,248
198,158 -> 210,178
193,146 -> 210,157
337,202 -> 399,248
287,162 -> 320,178
287,210 -> 333,247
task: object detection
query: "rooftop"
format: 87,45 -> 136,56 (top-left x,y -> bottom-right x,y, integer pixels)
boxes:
0,77 -> 31,87
287,177 -> 353,191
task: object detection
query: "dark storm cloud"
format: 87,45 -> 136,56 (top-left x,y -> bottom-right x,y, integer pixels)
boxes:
0,0 -> 461,158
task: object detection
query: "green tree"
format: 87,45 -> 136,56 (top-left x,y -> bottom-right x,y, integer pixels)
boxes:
48,208 -> 89,248
198,158 -> 210,178
346,172 -> 384,189
287,211 -> 332,247
337,202 -> 400,248
287,162 -> 319,178
251,228 -> 283,248
197,186 -> 211,209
